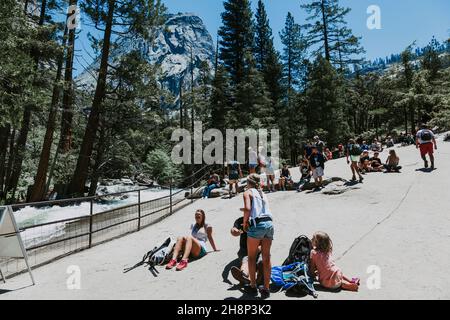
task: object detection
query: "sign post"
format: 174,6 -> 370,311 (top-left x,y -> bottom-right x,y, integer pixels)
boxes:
0,206 -> 35,285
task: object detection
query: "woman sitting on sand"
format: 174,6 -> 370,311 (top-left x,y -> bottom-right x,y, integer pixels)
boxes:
310,232 -> 360,292
166,209 -> 218,271
384,150 -> 402,173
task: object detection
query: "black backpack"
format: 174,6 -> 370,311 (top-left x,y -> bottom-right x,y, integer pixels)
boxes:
421,130 -> 432,142
283,235 -> 312,266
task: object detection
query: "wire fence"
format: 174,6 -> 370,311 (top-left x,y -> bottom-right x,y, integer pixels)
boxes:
0,165 -> 214,279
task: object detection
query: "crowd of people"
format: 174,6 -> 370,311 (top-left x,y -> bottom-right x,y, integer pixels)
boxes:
165,124 -> 439,299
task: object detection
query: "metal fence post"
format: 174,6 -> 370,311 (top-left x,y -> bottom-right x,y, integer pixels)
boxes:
89,199 -> 93,248
191,169 -> 194,204
137,189 -> 141,231
170,181 -> 173,215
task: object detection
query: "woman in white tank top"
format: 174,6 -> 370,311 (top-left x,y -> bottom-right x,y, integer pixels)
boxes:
242,174 -> 274,298
166,209 -> 218,271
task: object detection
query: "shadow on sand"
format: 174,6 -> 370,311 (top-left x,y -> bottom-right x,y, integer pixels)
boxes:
415,168 -> 436,173
222,258 -> 241,285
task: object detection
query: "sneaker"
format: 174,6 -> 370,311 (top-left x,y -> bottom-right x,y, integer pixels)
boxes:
431,162 -> 435,170
176,259 -> 188,271
258,286 -> 270,299
359,176 -> 364,183
243,284 -> 258,296
231,266 -> 250,285
165,259 -> 177,270
351,277 -> 361,286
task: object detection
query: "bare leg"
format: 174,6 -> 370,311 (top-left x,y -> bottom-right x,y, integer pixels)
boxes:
182,236 -> 202,260
247,237 -> 261,288
172,236 -> 186,260
261,238 -> 272,290
341,279 -> 359,291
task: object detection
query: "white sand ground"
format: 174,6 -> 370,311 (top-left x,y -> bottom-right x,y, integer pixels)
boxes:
1,136 -> 450,300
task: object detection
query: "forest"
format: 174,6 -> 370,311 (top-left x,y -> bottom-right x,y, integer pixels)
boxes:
1,0 -> 449,204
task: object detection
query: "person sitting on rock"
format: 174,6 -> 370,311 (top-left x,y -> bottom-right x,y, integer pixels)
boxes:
384,150 -> 402,173
359,150 -> 371,174
166,209 -> 218,271
202,171 -> 220,199
229,217 -> 263,286
369,152 -> 383,172
298,159 -> 311,192
279,164 -> 293,191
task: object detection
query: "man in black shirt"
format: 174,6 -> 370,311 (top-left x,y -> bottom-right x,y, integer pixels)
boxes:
369,152 -> 383,172
230,217 -> 262,285
309,146 -> 326,190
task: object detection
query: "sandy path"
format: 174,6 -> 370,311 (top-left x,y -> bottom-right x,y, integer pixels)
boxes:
1,136 -> 449,300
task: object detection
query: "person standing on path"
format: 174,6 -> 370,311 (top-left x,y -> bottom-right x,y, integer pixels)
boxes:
309,146 -> 326,190
241,174 -> 274,299
227,160 -> 243,199
416,124 -> 438,169
346,139 -> 364,183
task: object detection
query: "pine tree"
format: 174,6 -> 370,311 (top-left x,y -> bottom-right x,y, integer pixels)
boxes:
422,37 -> 442,82
304,55 -> 347,146
254,0 -> 283,114
280,12 -> 308,96
210,65 -> 232,132
218,0 -> 254,86
301,0 -> 364,70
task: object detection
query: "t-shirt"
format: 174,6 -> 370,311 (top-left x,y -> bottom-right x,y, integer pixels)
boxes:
190,223 -> 210,250
310,249 -> 343,289
233,217 -> 247,258
281,168 -> 291,178
416,129 -> 435,145
228,161 -> 240,179
360,155 -> 370,164
300,165 -> 310,178
304,145 -> 313,157
370,157 -> 382,166
309,153 -> 325,169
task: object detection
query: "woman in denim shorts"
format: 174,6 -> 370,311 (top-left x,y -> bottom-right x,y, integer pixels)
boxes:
242,174 -> 274,298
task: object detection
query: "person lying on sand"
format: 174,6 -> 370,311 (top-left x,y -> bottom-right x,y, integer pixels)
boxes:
166,209 -> 218,271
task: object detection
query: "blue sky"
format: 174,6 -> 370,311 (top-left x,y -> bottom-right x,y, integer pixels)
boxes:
73,0 -> 450,76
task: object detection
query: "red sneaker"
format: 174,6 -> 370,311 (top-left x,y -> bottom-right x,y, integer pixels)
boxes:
176,259 -> 188,271
165,259 -> 177,270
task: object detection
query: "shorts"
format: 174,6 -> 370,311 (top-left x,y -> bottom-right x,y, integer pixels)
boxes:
312,167 -> 324,179
190,245 -> 207,260
419,143 -> 434,157
249,164 -> 257,169
350,155 -> 360,162
247,221 -> 274,240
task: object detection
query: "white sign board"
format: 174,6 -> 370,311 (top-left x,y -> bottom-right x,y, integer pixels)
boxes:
0,206 -> 35,284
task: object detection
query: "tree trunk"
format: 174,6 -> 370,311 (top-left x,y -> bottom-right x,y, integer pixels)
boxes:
29,27 -> 68,202
320,0 -> 331,61
0,125 -> 10,194
67,0 -> 115,196
59,0 -> 77,153
7,107 -> 32,200
5,129 -> 16,195
88,124 -> 107,197
404,106 -> 408,134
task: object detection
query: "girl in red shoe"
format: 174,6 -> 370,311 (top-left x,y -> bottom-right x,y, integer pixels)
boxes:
166,209 -> 218,271
310,232 -> 360,292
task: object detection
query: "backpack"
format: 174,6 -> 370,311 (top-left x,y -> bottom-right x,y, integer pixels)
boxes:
271,262 -> 318,298
349,144 -> 362,156
123,238 -> 173,274
283,235 -> 312,266
421,130 -> 432,142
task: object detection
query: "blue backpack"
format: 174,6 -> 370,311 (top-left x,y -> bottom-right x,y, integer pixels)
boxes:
271,262 -> 318,298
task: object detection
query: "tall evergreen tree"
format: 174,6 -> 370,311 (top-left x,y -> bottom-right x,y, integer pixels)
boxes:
210,65 -> 232,132
304,55 -> 347,146
218,0 -> 254,86
301,0 -> 364,70
254,0 -> 283,113
422,37 -> 442,82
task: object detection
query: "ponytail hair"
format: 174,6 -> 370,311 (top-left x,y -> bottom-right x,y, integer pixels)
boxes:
247,174 -> 265,202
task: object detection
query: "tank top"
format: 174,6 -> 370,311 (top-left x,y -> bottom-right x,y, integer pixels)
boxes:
249,189 -> 272,224
191,223 -> 209,249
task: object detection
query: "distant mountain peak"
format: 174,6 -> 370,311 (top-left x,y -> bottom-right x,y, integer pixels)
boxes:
76,12 -> 215,101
